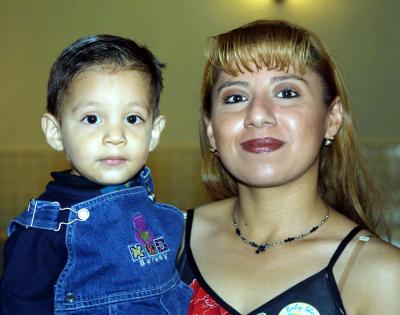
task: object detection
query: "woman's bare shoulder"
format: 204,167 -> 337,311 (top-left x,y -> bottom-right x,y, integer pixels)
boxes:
191,198 -> 236,233
357,234 -> 400,274
350,235 -> 400,313
194,198 -> 235,219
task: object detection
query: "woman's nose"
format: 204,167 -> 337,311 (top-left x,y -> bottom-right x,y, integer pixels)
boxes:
244,95 -> 277,128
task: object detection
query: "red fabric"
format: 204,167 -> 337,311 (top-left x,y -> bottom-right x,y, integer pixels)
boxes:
188,279 -> 231,315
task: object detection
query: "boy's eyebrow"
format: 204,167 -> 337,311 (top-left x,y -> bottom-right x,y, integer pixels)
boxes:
126,101 -> 152,114
216,81 -> 248,93
71,101 -> 151,113
70,101 -> 100,113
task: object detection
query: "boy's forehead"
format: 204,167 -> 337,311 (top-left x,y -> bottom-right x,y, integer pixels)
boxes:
69,67 -> 151,96
72,65 -> 150,83
61,68 -> 154,112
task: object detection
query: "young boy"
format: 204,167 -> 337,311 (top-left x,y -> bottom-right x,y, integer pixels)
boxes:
0,35 -> 192,314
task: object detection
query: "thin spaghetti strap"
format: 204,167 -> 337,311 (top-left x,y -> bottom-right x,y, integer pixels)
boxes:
337,236 -> 369,290
328,226 -> 363,268
184,209 -> 194,249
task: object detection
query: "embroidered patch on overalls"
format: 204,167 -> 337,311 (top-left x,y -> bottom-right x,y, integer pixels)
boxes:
128,213 -> 170,267
278,302 -> 320,315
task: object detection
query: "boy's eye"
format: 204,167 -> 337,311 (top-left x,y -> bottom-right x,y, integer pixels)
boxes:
82,115 -> 101,124
275,89 -> 299,98
126,115 -> 143,125
223,94 -> 248,104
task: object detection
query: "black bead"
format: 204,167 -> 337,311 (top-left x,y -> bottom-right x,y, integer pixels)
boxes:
235,228 -> 241,236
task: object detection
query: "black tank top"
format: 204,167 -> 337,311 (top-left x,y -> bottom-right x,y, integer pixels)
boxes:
178,209 -> 363,315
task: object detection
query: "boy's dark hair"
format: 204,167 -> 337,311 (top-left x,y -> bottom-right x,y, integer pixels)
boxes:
47,34 -> 165,120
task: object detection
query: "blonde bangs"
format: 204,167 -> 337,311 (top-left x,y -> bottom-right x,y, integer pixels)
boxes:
205,21 -> 313,75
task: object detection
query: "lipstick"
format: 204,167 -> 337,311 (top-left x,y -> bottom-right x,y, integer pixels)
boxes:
241,137 -> 284,153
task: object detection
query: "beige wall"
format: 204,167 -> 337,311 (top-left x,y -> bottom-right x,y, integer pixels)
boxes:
0,0 -> 399,238
1,0 -> 399,146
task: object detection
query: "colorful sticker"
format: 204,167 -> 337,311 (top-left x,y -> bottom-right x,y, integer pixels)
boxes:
278,302 -> 320,315
128,213 -> 170,267
132,213 -> 154,244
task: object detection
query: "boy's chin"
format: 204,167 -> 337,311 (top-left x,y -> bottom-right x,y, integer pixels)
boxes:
93,176 -> 131,186
73,171 -> 133,186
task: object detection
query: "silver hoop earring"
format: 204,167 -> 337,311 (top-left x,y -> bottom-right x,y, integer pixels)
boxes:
209,147 -> 217,154
324,138 -> 333,147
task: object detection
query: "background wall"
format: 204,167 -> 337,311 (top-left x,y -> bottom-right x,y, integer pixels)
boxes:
0,0 -> 399,242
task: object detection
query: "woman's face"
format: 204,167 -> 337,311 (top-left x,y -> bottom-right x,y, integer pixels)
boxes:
207,66 -> 340,188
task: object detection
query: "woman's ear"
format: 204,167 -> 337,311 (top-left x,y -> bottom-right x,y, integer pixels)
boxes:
205,117 -> 216,150
325,97 -> 343,139
41,113 -> 64,151
149,115 -> 166,152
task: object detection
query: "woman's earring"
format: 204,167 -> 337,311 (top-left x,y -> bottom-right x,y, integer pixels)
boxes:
210,147 -> 218,154
324,138 -> 334,147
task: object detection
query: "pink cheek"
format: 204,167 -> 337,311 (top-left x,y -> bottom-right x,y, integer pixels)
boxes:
285,112 -> 324,136
213,120 -> 241,144
282,116 -> 304,139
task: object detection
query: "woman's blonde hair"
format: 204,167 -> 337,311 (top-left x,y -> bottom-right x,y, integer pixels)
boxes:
200,20 -> 388,237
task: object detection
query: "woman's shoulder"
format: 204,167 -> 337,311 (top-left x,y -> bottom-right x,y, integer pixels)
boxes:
320,211 -> 399,313
357,235 -> 400,278
190,198 -> 236,234
347,233 -> 400,313
193,198 -> 235,221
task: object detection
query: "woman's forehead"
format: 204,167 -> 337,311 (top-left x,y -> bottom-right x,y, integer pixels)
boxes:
214,63 -> 313,83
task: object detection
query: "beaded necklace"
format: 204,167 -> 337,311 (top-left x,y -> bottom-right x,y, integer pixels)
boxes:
232,204 -> 330,254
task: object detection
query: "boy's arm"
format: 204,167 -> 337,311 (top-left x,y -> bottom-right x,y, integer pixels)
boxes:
1,226 -> 67,315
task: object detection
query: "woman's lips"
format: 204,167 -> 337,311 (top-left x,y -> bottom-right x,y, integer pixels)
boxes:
240,137 -> 284,153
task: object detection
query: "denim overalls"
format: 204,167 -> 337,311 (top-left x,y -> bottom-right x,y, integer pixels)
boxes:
8,167 -> 192,314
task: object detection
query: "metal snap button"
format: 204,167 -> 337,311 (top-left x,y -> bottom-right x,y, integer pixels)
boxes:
64,292 -> 76,303
77,208 -> 90,221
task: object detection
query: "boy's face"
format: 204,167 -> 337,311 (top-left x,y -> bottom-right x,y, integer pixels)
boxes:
42,69 -> 165,185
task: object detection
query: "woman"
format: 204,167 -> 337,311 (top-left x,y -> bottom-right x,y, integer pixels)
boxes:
178,20 -> 400,315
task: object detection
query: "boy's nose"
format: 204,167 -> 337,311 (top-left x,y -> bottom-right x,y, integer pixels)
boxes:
103,125 -> 127,145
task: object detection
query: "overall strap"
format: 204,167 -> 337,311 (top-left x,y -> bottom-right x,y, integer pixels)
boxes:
328,226 -> 363,268
8,199 -> 89,235
8,199 -> 63,235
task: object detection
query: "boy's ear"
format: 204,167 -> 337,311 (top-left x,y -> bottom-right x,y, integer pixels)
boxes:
324,97 -> 343,139
41,113 -> 64,151
149,115 -> 166,152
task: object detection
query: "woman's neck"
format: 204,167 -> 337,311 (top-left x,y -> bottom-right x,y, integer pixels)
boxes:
235,166 -> 328,242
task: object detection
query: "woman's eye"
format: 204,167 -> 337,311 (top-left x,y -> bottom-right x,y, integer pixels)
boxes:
126,115 -> 143,125
82,115 -> 101,124
223,94 -> 248,104
276,89 -> 299,98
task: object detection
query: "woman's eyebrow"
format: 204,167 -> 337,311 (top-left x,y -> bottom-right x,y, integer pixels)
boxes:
270,74 -> 308,84
216,81 -> 248,93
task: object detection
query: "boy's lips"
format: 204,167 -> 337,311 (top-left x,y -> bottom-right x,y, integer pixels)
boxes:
240,137 -> 284,153
100,157 -> 127,166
